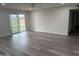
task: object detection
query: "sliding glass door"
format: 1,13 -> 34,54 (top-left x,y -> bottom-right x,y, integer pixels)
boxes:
9,14 -> 26,34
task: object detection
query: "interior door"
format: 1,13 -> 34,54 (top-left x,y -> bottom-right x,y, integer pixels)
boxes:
69,9 -> 79,35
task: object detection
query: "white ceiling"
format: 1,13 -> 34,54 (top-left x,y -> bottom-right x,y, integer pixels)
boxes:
0,3 -> 78,11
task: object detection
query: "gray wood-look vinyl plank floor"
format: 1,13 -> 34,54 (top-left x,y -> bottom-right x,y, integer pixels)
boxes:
0,31 -> 79,56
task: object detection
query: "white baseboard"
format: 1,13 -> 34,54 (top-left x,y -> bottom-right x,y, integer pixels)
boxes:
33,30 -> 68,36
0,33 -> 12,37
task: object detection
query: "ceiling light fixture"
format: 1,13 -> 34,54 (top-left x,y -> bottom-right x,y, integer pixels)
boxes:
29,3 -> 35,11
2,3 -> 5,5
29,8 -> 32,11
61,3 -> 64,5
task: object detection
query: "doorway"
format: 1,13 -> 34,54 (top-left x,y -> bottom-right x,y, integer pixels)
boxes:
9,14 -> 26,34
68,9 -> 79,35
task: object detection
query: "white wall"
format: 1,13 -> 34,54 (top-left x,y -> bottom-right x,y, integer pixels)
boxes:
0,9 -> 11,37
31,6 -> 77,35
0,5 -> 77,37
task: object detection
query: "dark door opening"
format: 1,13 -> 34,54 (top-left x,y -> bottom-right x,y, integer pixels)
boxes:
68,9 -> 79,35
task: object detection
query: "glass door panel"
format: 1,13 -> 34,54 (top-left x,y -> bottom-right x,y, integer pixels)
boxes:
18,14 -> 26,32
9,14 -> 19,34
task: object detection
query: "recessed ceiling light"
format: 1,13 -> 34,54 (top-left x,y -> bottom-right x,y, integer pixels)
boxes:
61,3 -> 64,5
29,8 -> 32,11
2,3 -> 5,5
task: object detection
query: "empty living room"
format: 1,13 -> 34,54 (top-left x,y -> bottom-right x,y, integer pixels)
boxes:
0,2 -> 79,57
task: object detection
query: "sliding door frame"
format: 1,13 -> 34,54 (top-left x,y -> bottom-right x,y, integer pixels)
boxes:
9,14 -> 26,34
